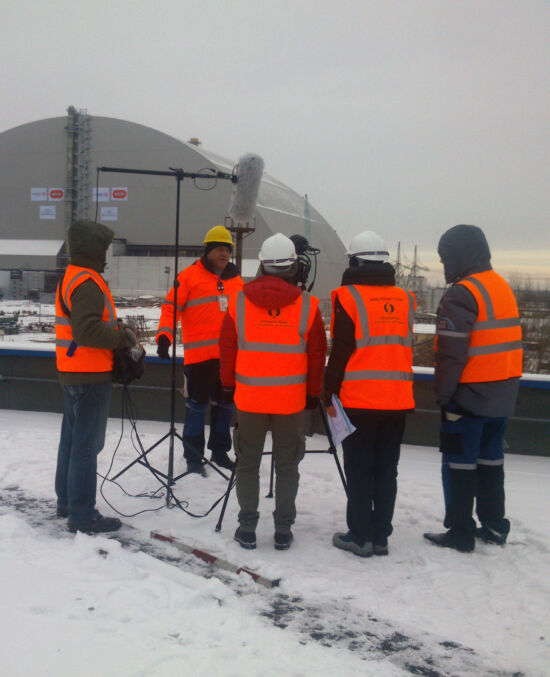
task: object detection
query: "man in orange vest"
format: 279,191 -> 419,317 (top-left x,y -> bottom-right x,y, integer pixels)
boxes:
155,225 -> 243,475
219,233 -> 326,550
424,225 -> 523,553
55,221 -> 137,534
324,230 -> 416,557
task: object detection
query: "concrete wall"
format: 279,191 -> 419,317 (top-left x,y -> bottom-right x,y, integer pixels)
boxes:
1,347 -> 548,456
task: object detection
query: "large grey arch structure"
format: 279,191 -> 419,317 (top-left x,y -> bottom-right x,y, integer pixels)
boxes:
0,110 -> 346,301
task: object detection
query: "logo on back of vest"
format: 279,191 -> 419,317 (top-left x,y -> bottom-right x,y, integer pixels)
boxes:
268,308 -> 281,318
384,302 -> 395,313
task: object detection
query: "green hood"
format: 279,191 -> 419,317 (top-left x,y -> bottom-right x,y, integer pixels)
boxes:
68,221 -> 114,272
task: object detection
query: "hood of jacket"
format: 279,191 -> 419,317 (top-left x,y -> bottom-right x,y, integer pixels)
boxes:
438,224 -> 492,283
68,220 -> 114,273
341,260 -> 396,287
243,275 -> 301,309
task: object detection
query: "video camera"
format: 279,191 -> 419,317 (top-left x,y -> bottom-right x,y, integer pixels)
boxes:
289,234 -> 320,292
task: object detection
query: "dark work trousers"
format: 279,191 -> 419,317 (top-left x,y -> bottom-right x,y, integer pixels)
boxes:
182,359 -> 234,462
234,410 -> 306,534
342,411 -> 406,544
441,414 -> 509,536
55,382 -> 112,525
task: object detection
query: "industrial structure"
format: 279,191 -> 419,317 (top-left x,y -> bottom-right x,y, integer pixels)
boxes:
0,107 -> 346,306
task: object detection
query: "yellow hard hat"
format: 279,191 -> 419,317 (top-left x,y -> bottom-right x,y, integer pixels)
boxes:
203,225 -> 234,247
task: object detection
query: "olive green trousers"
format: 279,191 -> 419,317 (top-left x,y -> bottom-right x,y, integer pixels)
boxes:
234,410 -> 305,534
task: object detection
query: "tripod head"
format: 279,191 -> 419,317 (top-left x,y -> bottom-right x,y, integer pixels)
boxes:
289,234 -> 320,292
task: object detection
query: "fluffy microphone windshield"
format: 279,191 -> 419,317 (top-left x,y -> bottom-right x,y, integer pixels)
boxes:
228,153 -> 265,223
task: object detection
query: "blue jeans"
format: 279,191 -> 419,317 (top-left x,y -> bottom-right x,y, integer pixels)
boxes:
55,382 -> 112,525
182,359 -> 234,461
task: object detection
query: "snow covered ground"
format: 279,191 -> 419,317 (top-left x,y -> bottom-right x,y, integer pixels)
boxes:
1,407 -> 549,676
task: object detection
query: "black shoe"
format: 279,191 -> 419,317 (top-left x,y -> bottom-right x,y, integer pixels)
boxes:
234,527 -> 256,549
274,531 -> 294,551
423,529 -> 474,553
332,531 -> 373,557
373,537 -> 389,556
475,525 -> 507,545
68,515 -> 122,534
186,460 -> 207,477
56,505 -> 69,518
210,451 -> 236,471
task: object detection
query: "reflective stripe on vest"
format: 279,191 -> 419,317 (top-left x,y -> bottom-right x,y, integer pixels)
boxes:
346,285 -> 415,348
457,271 -> 522,383
235,291 -> 310,354
231,290 -> 318,414
155,260 -> 243,365
336,285 -> 415,410
55,265 -> 117,373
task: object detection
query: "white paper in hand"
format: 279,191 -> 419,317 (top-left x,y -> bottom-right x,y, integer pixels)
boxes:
326,394 -> 356,447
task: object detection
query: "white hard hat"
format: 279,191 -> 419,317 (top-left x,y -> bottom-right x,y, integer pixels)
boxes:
346,230 -> 389,262
258,233 -> 297,266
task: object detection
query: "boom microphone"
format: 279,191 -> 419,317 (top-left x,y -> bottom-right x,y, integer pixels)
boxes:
228,153 -> 265,223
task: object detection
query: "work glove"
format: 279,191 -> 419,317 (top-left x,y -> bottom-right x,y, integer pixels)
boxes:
157,335 -> 171,360
305,394 -> 320,410
221,386 -> 235,405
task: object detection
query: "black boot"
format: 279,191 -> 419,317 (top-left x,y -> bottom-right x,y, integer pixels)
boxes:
428,467 -> 477,552
210,450 -> 236,471
476,463 -> 510,542
68,514 -> 122,534
424,529 -> 475,553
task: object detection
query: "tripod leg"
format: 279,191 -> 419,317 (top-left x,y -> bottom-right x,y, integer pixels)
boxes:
215,466 -> 236,532
318,402 -> 349,498
266,454 -> 274,498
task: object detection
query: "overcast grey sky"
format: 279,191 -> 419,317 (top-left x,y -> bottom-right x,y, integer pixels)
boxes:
1,0 -> 549,281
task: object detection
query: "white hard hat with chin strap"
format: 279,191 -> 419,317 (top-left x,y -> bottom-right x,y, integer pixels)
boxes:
258,233 -> 298,279
346,230 -> 389,262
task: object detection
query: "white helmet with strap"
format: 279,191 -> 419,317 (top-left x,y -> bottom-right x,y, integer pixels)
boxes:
258,233 -> 297,266
346,230 -> 389,262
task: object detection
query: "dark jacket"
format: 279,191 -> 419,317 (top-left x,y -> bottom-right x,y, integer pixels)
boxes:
219,275 -> 327,398
434,225 -> 520,417
324,261 -> 413,414
59,221 -> 130,385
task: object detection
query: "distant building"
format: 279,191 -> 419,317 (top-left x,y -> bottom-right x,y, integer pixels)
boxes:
0,108 -> 346,309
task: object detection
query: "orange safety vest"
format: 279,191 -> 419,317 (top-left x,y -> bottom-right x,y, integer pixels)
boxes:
156,260 -> 243,365
228,290 -> 320,414
333,285 -> 416,410
456,270 -> 522,383
55,264 -> 118,373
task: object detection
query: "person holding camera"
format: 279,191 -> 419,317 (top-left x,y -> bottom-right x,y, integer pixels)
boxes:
219,233 -> 326,550
324,231 -> 416,557
55,220 -> 137,534
155,225 -> 243,475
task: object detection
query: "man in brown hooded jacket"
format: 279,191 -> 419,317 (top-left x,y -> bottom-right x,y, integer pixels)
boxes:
55,220 -> 135,534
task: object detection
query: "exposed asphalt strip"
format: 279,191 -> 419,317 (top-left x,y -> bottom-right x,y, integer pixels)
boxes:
0,487 -> 525,677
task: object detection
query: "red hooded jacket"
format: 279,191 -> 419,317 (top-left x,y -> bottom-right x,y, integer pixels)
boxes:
219,275 -> 326,402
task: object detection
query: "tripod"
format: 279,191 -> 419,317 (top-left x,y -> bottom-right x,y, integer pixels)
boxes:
97,165 -> 237,504
215,403 -> 348,532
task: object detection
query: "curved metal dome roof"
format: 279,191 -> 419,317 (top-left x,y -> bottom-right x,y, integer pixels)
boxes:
0,113 -> 346,299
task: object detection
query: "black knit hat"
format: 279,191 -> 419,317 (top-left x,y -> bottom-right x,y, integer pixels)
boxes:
204,241 -> 232,256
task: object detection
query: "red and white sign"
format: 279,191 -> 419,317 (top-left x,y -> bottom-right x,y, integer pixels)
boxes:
30,188 -> 47,201
48,188 -> 65,201
111,187 -> 128,201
